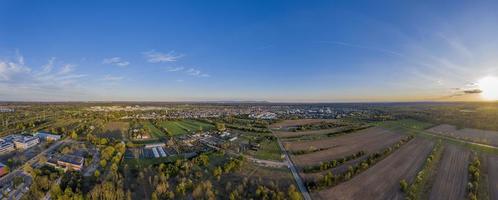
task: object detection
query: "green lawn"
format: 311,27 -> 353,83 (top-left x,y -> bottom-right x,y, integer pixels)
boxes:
253,139 -> 283,161
142,121 -> 165,138
158,120 -> 215,136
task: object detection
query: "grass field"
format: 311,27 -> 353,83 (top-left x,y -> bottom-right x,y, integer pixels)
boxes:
142,121 -> 165,138
252,139 -> 283,161
157,119 -> 214,136
101,121 -> 129,139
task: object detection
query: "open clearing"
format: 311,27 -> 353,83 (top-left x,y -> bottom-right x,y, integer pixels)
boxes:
101,121 -> 129,139
314,138 -> 434,200
284,127 -> 404,166
487,154 -> 498,200
428,144 -> 470,200
427,124 -> 498,147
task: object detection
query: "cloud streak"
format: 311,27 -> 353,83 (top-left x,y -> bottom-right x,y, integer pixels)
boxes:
102,57 -> 130,66
143,50 -> 183,63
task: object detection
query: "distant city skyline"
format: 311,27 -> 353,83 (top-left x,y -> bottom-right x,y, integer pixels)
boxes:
1,1 -> 498,102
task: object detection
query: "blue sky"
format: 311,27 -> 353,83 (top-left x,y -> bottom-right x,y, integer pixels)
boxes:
1,0 -> 498,102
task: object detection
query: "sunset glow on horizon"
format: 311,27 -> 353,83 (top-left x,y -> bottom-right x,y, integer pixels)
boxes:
478,76 -> 498,101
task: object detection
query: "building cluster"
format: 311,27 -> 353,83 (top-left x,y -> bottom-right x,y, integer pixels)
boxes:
249,112 -> 277,119
0,135 -> 40,154
0,132 -> 61,154
145,143 -> 168,158
47,154 -> 85,171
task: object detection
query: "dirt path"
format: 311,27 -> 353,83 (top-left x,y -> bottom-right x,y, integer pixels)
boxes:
429,145 -> 470,200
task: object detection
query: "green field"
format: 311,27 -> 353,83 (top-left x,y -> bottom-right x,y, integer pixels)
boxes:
158,120 -> 215,136
253,139 -> 283,161
142,121 -> 165,138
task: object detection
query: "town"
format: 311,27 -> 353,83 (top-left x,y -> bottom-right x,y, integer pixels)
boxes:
0,102 -> 498,199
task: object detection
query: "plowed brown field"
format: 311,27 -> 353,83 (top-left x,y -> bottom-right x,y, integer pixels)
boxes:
313,138 -> 434,200
286,127 -> 404,167
428,145 -> 470,200
427,124 -> 498,147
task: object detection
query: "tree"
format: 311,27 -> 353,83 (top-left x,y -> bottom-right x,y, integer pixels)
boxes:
399,179 -> 408,192
94,170 -> 101,178
100,159 -> 107,168
216,123 -> 226,132
213,166 -> 222,181
70,130 -> 78,139
288,185 -> 303,200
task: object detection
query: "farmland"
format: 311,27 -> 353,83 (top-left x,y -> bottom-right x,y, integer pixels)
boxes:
285,127 -> 404,166
428,145 -> 470,200
274,126 -> 349,138
270,119 -> 338,130
427,124 -> 498,147
314,138 -> 434,200
486,155 -> 498,200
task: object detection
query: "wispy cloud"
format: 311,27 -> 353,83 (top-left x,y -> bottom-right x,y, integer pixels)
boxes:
165,66 -> 210,78
102,57 -> 130,66
58,64 -> 75,75
102,75 -> 124,81
186,68 -> 210,77
166,66 -> 185,72
143,50 -> 183,63
0,52 -> 88,100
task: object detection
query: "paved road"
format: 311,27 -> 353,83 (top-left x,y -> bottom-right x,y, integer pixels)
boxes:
274,136 -> 312,200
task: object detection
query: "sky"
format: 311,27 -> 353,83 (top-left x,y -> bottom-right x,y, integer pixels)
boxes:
1,0 -> 498,102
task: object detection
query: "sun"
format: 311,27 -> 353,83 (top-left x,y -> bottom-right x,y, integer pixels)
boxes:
478,76 -> 498,101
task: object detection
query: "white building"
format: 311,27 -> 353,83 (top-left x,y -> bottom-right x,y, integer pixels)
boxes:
13,136 -> 39,149
0,142 -> 15,154
144,143 -> 165,148
35,132 -> 62,141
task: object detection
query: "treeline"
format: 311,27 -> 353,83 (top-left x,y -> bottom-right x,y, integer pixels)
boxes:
302,151 -> 365,173
290,147 -> 332,155
326,126 -> 371,137
293,122 -> 345,132
307,136 -> 414,191
400,140 -> 443,200
467,155 -> 481,200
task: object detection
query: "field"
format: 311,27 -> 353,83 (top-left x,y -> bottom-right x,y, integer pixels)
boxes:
142,121 -> 165,138
313,138 -> 434,200
157,120 -> 214,136
100,121 -> 129,139
427,124 -> 498,147
285,127 -> 404,166
428,145 -> 470,200
270,119 -> 338,130
250,139 -> 283,161
487,154 -> 498,200
274,126 -> 350,138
